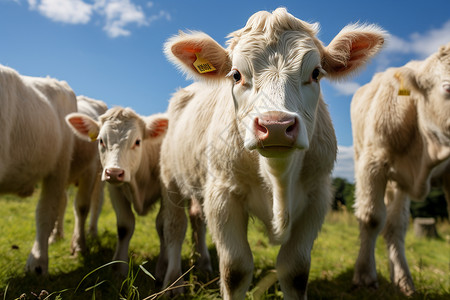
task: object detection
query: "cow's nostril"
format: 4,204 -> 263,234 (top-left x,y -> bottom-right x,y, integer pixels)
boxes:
255,118 -> 268,134
286,119 -> 298,135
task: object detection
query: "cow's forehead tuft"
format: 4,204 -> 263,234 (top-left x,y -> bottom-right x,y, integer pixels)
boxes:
226,7 -> 319,52
100,107 -> 140,124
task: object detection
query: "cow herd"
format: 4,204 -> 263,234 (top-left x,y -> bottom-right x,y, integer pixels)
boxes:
0,7 -> 448,300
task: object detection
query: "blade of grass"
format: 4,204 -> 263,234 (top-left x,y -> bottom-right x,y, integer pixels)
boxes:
143,265 -> 195,300
74,260 -> 127,293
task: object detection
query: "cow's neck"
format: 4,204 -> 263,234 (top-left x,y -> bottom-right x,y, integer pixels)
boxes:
407,122 -> 450,200
422,123 -> 450,163
260,152 -> 303,244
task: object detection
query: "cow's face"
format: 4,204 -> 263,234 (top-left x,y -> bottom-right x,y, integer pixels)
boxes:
97,116 -> 145,183
229,32 -> 323,157
403,43 -> 450,144
65,109 -> 168,185
424,44 -> 450,142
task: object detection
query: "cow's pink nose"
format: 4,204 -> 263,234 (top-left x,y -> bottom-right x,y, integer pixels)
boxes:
105,168 -> 125,183
254,113 -> 299,147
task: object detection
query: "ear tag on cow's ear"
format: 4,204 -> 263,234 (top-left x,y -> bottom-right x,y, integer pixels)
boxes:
89,131 -> 98,142
193,53 -> 216,74
395,72 -> 411,96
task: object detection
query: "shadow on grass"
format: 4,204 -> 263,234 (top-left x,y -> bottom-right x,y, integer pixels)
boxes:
307,268 -> 450,300
2,240 -> 449,300
246,267 -> 450,300
0,235 -> 221,300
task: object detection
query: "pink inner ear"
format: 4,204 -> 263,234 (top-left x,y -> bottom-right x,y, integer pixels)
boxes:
69,117 -> 90,135
351,40 -> 371,52
172,42 -> 202,65
149,119 -> 169,138
349,40 -> 373,61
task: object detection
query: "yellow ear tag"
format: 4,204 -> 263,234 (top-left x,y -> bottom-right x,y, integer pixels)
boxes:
395,72 -> 411,96
89,131 -> 98,142
193,53 -> 216,74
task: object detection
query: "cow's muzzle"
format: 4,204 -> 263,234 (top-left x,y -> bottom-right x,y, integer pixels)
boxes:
103,168 -> 125,184
254,112 -> 299,151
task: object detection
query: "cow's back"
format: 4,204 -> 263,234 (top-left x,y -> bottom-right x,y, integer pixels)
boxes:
0,66 -> 77,196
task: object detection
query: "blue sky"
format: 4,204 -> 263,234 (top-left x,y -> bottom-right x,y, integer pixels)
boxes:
1,0 -> 449,181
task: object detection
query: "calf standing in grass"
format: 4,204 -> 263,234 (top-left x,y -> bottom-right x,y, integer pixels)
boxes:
0,65 -> 77,274
66,107 -> 212,276
157,7 -> 385,299
351,43 -> 450,295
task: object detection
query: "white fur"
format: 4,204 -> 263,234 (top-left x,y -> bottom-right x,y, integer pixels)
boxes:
158,7 -> 386,299
0,64 -> 77,275
352,42 -> 450,295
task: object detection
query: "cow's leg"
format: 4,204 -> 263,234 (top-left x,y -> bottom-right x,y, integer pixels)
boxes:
160,183 -> 188,294
155,200 -> 167,284
382,183 -> 415,295
26,173 -> 68,275
71,171 -> 96,255
109,185 -> 135,275
188,196 -> 212,275
277,185 -> 329,300
49,191 -> 67,243
443,173 -> 450,220
204,187 -> 253,300
353,155 -> 387,289
88,173 -> 104,237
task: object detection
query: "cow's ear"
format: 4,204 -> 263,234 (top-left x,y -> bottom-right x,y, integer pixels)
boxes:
66,113 -> 100,142
165,31 -> 231,81
321,24 -> 386,79
144,114 -> 169,142
393,66 -> 423,96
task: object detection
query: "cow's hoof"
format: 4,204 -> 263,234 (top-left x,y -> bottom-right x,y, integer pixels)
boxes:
352,275 -> 379,291
25,255 -> 48,275
396,276 -> 415,296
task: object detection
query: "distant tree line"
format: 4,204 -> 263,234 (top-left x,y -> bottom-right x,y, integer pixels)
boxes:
332,177 -> 449,221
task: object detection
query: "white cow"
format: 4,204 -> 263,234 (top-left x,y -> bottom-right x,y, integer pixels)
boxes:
51,96 -> 108,255
65,107 -> 212,277
0,65 -> 77,274
351,43 -> 450,295
157,8 -> 386,299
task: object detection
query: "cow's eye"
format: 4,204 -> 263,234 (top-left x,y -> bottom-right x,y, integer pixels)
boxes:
443,83 -> 450,94
99,138 -> 105,147
311,68 -> 321,82
135,139 -> 141,147
227,69 -> 242,84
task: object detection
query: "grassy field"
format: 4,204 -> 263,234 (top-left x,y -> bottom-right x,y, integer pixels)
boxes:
0,186 -> 449,299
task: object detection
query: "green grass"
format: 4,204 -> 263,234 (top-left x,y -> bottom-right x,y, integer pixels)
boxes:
0,186 -> 449,299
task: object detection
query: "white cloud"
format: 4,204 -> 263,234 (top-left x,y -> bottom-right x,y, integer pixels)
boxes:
22,0 -> 171,38
95,0 -> 148,38
28,0 -> 92,24
148,9 -> 171,23
409,20 -> 450,58
330,81 -> 361,96
385,21 -> 450,57
332,145 -> 354,182
377,20 -> 450,69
